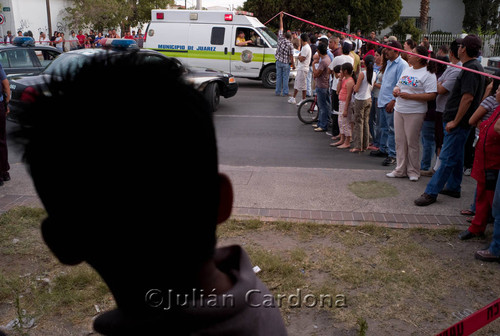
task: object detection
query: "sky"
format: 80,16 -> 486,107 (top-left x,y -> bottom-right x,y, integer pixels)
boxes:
174,0 -> 245,10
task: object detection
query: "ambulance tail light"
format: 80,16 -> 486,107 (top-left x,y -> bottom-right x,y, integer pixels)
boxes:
156,12 -> 164,20
224,14 -> 233,21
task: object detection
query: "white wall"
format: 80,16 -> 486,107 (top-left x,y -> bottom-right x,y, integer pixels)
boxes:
400,0 -> 464,34
0,0 -> 72,37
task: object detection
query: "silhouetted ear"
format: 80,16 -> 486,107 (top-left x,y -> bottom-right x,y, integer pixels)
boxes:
41,217 -> 86,265
217,173 -> 233,224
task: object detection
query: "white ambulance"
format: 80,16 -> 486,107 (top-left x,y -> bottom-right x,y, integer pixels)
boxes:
144,9 -> 292,88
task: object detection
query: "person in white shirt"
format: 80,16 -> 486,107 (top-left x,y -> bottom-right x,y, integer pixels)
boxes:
351,54 -> 375,152
288,33 -> 311,105
38,32 -> 51,46
387,45 -> 438,181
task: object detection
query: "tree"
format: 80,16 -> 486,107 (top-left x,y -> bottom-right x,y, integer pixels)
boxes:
64,0 -> 173,32
463,0 -> 500,34
391,17 -> 422,42
244,0 -> 402,35
419,0 -> 429,34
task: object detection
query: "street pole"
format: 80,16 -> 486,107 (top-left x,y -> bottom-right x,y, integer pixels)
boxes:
46,0 -> 52,37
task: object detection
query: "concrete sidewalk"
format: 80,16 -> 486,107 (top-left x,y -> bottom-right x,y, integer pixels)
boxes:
221,165 -> 473,229
0,162 -> 473,230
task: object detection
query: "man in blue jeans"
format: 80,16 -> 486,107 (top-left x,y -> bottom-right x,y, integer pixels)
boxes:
415,35 -> 485,211
312,43 -> 331,132
369,40 -> 408,166
274,12 -> 294,97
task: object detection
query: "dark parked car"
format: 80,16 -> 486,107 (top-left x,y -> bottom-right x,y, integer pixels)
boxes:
485,56 -> 500,75
7,39 -> 237,121
0,36 -> 61,76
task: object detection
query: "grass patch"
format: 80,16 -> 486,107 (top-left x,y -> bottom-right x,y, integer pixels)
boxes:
348,180 -> 399,199
0,207 -> 114,334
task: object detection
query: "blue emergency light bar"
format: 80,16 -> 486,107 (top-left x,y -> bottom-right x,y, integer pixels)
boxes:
102,38 -> 139,50
12,36 -> 35,47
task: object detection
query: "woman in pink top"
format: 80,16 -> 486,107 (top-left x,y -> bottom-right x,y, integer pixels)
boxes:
331,62 -> 355,149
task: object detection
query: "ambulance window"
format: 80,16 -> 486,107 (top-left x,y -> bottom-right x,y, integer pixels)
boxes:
211,27 -> 225,45
235,28 -> 264,48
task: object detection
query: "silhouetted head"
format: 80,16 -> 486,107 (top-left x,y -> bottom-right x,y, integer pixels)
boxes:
13,50 -> 233,316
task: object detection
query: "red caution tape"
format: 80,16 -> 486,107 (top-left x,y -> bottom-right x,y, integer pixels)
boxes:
435,298 -> 500,336
267,11 -> 500,81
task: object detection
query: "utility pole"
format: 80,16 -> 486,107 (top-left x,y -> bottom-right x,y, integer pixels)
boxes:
46,0 -> 52,37
196,0 -> 201,10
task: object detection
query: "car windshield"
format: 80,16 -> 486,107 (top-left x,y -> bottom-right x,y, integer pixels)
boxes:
42,53 -> 91,77
256,27 -> 278,48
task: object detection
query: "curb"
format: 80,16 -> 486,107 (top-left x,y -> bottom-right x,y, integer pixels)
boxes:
232,206 -> 470,230
0,194 -> 42,214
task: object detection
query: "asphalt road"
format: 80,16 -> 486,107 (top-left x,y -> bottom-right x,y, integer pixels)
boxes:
214,78 -> 387,170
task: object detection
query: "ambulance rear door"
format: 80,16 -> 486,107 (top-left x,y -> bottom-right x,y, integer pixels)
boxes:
146,22 -> 191,66
187,23 -> 231,73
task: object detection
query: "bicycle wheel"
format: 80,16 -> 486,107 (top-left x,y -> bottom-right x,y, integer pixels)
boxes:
297,98 -> 319,124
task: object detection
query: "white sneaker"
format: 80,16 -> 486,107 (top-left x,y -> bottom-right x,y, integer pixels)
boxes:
464,168 -> 472,176
386,172 -> 397,178
288,97 -> 296,104
409,176 -> 419,182
296,100 -> 302,106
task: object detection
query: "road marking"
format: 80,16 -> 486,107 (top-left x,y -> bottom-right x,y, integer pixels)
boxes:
214,114 -> 297,119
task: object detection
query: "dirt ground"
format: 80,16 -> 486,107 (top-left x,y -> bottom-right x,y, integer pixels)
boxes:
216,220 -> 500,336
0,208 -> 499,336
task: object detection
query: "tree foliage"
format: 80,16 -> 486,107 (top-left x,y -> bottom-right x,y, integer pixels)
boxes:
463,0 -> 500,34
64,0 -> 173,32
243,0 -> 402,34
390,17 -> 421,42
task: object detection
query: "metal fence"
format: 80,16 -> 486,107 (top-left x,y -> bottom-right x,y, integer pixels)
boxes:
395,34 -> 500,57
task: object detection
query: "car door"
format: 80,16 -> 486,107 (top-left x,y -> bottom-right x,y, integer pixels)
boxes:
230,26 -> 265,78
33,48 -> 61,72
0,49 -> 38,75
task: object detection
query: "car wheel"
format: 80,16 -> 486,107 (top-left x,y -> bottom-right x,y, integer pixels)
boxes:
204,82 -> 220,112
261,65 -> 276,89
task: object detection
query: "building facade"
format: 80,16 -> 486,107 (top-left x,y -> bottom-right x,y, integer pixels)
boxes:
0,0 -> 71,39
399,0 -> 465,34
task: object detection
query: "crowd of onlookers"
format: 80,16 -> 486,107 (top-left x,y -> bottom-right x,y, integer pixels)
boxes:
3,28 -> 145,50
276,22 -> 500,262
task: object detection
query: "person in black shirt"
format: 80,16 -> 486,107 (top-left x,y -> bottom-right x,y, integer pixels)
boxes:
415,35 -> 485,211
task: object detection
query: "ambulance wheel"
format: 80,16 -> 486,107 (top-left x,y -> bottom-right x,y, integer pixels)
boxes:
261,66 -> 276,89
204,82 -> 220,112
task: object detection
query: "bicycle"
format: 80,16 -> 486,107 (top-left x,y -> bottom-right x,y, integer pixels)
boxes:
297,94 -> 318,124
